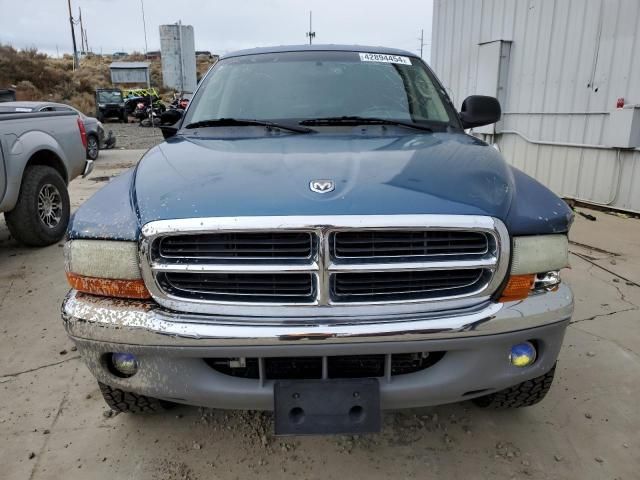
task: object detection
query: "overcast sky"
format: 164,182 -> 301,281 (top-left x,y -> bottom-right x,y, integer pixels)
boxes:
0,0 -> 433,60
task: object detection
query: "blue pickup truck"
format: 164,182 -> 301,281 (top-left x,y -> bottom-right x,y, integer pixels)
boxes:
62,45 -> 573,435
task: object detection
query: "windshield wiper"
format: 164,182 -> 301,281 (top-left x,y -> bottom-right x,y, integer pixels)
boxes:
184,118 -> 314,133
299,116 -> 434,132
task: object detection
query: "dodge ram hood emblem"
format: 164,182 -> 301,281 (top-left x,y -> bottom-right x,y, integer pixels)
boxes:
309,179 -> 335,193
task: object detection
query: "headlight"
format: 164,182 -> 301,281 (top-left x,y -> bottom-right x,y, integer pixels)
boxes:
98,103 -> 106,108
499,234 -> 568,302
511,235 -> 568,275
64,240 -> 150,299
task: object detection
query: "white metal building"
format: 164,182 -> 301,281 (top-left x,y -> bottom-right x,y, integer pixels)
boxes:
160,23 -> 197,94
109,62 -> 150,86
431,0 -> 640,212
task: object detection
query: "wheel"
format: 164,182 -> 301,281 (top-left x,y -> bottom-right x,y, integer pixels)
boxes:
97,112 -> 105,123
86,134 -> 99,160
5,166 -> 70,246
120,112 -> 127,123
98,382 -> 171,414
472,364 -> 556,409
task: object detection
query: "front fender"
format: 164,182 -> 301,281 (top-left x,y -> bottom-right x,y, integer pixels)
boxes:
505,166 -> 574,235
68,168 -> 140,241
1,130 -> 73,211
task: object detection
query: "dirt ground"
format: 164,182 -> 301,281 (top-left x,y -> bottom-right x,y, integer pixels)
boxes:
104,121 -> 165,150
1,149 -> 639,480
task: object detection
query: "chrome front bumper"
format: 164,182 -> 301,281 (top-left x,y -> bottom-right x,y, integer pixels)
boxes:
62,284 -> 573,348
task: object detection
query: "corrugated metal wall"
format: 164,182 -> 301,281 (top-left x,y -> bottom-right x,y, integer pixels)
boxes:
431,0 -> 640,212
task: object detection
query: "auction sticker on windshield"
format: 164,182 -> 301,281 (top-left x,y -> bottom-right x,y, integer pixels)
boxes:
359,53 -> 412,65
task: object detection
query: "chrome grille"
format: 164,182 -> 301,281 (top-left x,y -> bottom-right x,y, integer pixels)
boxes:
141,215 -> 509,316
333,230 -> 489,258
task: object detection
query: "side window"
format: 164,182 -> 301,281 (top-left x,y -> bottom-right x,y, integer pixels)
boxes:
39,106 -> 55,112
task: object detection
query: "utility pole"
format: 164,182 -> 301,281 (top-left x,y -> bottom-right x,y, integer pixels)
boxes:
67,0 -> 79,69
79,7 -> 87,53
78,8 -> 83,52
178,20 -> 185,94
418,28 -> 430,59
140,0 -> 149,55
80,8 -> 89,53
306,11 -> 315,45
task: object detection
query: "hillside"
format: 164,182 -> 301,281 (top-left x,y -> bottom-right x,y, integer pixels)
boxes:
0,45 -> 213,115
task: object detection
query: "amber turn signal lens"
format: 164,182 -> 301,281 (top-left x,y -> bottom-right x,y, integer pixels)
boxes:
66,272 -> 151,299
499,274 -> 535,302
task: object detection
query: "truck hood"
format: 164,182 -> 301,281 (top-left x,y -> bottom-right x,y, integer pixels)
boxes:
133,131 -> 514,225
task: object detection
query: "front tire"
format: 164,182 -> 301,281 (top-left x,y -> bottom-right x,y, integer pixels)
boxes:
5,166 -> 70,246
98,382 -> 171,414
472,364 -> 556,409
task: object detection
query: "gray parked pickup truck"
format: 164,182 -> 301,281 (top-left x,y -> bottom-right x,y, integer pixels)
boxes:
0,102 -> 116,161
0,111 -> 92,246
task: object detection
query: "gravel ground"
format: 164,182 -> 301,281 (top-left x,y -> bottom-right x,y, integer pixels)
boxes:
103,121 -> 165,150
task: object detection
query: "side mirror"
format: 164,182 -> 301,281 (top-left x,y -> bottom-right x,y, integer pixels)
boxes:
459,95 -> 501,129
161,108 -> 183,125
159,109 -> 183,139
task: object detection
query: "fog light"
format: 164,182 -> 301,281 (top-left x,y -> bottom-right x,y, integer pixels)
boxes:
509,342 -> 537,367
111,352 -> 138,377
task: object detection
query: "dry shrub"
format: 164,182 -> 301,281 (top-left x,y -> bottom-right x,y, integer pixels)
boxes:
0,44 -> 212,115
14,80 -> 41,100
52,92 -> 95,115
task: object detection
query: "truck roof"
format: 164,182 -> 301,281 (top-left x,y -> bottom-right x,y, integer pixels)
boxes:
221,44 -> 417,60
0,101 -> 79,113
0,101 -> 50,109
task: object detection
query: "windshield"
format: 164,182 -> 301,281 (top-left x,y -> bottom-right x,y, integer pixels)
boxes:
98,91 -> 123,103
186,51 -> 458,128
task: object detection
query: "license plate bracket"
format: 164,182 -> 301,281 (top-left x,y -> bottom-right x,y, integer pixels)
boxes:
274,378 -> 381,436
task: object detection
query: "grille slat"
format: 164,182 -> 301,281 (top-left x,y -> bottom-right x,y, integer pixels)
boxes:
336,235 -> 485,244
332,269 -> 485,301
160,248 -> 312,254
159,232 -> 313,259
334,272 -> 481,285
333,230 -> 488,258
